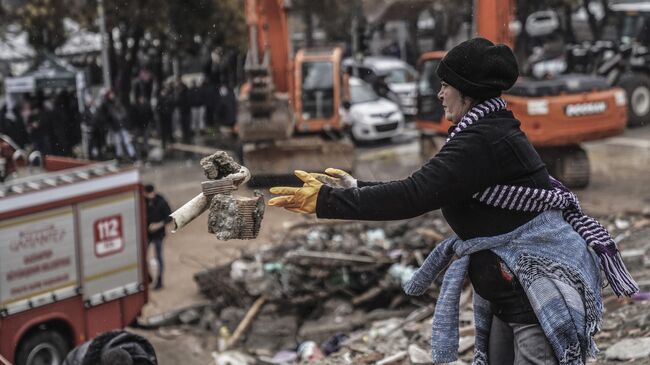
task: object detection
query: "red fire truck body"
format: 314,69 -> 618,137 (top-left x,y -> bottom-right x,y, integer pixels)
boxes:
0,157 -> 149,364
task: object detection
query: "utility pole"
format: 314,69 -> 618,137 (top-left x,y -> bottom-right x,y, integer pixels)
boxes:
350,0 -> 363,77
97,0 -> 111,89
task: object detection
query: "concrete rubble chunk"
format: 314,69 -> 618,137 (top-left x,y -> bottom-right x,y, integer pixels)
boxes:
178,308 -> 201,324
207,192 -> 264,240
408,344 -> 433,364
605,337 -> 650,360
211,350 -> 256,365
200,150 -> 241,180
458,336 -> 475,354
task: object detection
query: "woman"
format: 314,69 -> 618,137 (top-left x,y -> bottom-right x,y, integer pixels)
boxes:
268,38 -> 637,364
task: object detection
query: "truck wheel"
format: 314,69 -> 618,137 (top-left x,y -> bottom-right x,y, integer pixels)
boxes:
538,145 -> 590,189
618,72 -> 650,127
15,330 -> 70,365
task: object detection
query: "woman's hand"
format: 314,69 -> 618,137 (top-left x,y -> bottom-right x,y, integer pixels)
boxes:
268,170 -> 323,214
310,168 -> 357,189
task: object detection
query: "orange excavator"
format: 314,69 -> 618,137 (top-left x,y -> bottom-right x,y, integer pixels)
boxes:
236,0 -> 354,183
416,0 -> 628,188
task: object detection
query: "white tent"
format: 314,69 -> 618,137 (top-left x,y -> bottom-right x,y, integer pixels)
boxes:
0,25 -> 35,62
4,53 -> 86,114
56,19 -> 102,56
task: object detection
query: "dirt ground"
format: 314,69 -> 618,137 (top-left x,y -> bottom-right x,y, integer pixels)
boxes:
135,125 -> 650,365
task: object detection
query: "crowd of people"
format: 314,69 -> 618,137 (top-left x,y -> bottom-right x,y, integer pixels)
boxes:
0,77 -> 238,165
0,90 -> 80,165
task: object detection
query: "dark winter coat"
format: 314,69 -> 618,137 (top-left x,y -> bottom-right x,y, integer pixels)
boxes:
61,330 -> 157,365
146,194 -> 172,241
316,109 -> 552,323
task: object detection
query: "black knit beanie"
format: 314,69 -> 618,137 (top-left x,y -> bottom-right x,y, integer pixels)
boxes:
436,37 -> 519,100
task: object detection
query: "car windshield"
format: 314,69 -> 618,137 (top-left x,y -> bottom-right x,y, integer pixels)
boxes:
301,61 -> 335,118
383,67 -> 417,84
620,14 -> 649,44
350,82 -> 379,104
418,59 -> 441,94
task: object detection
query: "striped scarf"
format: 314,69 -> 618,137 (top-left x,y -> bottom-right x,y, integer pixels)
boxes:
448,97 -> 638,297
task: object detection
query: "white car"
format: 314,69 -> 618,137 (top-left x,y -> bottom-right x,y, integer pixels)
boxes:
344,57 -> 419,118
343,77 -> 405,143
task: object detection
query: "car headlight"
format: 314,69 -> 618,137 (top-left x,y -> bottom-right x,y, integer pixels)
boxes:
527,100 -> 549,115
614,89 -> 627,106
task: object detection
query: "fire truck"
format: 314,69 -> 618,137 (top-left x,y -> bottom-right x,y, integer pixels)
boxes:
0,156 -> 149,365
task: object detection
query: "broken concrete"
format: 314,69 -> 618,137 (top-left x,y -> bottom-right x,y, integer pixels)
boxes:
171,150 -> 262,239
408,344 -> 433,364
207,192 -> 264,240
605,337 -> 650,361
200,150 -> 241,180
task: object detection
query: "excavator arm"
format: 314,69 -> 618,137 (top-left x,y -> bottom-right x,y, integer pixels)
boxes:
237,0 -> 354,183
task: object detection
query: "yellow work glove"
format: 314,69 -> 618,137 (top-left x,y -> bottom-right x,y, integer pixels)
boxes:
268,170 -> 323,214
310,168 -> 358,189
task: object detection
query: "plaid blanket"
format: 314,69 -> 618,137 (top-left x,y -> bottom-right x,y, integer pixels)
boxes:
404,210 -> 603,365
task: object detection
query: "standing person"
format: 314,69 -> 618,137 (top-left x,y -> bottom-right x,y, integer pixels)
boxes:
174,79 -> 192,144
51,90 -> 81,156
155,84 -> 175,153
25,99 -> 52,157
189,80 -> 205,135
85,97 -> 107,160
132,95 -> 154,159
1,103 -> 29,149
97,89 -> 137,162
268,38 -> 638,364
144,184 -> 172,290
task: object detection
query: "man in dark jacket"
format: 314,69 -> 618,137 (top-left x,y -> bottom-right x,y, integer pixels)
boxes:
0,104 -> 29,149
97,89 -> 136,162
155,84 -> 175,152
132,96 -> 154,158
144,184 -> 172,290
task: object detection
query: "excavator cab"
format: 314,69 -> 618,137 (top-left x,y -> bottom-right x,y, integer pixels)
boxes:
415,52 -> 448,136
294,47 -> 345,134
237,0 -> 354,184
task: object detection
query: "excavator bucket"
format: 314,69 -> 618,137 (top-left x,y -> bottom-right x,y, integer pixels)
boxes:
237,96 -> 294,142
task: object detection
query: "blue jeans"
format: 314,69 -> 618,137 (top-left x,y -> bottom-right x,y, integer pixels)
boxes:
149,238 -> 164,285
489,315 -> 560,365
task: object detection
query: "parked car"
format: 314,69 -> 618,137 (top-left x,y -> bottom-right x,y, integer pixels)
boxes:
342,77 -> 405,143
343,56 -> 419,118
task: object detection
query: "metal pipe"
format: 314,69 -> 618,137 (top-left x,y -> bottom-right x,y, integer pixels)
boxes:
170,193 -> 210,233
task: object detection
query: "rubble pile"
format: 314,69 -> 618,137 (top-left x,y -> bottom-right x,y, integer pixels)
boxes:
146,210 -> 650,365
196,212 -> 451,308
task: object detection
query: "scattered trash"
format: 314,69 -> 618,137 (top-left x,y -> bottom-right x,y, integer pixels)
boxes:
297,341 -> 325,361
